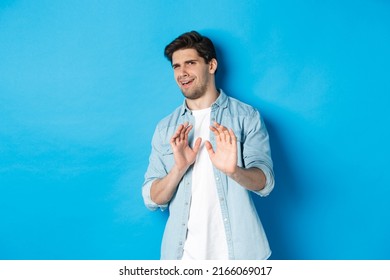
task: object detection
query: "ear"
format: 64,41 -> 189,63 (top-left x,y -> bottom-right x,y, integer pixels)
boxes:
209,58 -> 218,74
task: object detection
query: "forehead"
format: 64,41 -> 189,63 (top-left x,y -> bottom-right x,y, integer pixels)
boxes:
171,48 -> 202,64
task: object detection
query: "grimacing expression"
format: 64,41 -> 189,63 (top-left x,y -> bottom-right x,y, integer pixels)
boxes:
171,48 -> 216,100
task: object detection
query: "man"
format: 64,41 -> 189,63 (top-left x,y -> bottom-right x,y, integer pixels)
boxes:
142,31 -> 274,260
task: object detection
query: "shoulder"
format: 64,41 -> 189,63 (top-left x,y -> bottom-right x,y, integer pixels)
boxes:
226,95 -> 259,118
155,105 -> 183,131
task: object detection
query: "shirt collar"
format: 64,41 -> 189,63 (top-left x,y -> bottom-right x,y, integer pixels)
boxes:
180,89 -> 228,115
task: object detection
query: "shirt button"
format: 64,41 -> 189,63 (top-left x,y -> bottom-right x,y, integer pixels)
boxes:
216,177 -> 219,181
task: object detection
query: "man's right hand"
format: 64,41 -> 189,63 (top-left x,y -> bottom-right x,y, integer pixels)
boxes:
150,122 -> 201,205
170,122 -> 202,173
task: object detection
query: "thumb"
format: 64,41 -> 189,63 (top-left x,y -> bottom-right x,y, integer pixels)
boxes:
193,137 -> 202,154
204,141 -> 215,157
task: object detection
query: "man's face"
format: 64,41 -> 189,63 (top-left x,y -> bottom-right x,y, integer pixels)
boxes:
171,48 -> 215,100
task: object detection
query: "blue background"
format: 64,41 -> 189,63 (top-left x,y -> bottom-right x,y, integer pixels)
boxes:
1,0 -> 389,260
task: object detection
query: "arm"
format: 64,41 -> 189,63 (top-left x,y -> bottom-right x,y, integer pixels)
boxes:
226,166 -> 267,192
150,122 -> 201,205
150,165 -> 186,205
205,122 -> 267,191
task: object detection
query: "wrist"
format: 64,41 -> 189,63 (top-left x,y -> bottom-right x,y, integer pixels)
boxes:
226,165 -> 240,178
172,163 -> 189,177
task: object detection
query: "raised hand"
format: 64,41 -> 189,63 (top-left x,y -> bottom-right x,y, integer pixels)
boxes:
205,122 -> 238,176
170,122 -> 202,173
150,123 -> 201,205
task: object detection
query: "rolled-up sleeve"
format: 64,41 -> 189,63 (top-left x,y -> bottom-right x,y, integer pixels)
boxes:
142,126 -> 169,211
243,110 -> 275,197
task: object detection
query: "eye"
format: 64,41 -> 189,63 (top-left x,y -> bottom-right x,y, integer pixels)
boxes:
186,60 -> 196,66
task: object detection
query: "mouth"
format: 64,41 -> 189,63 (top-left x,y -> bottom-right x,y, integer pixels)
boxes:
180,78 -> 195,88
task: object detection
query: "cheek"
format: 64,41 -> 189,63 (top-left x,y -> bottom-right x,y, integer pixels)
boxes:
174,73 -> 180,83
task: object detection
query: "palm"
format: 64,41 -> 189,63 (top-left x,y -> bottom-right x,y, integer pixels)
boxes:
172,141 -> 198,168
170,122 -> 201,172
205,122 -> 237,175
210,141 -> 237,174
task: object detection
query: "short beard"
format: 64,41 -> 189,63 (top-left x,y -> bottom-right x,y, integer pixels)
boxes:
181,83 -> 207,100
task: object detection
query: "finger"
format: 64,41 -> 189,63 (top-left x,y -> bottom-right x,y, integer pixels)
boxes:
172,123 -> 185,139
183,125 -> 192,141
209,125 -> 221,141
192,137 -> 202,154
171,135 -> 182,146
214,122 -> 226,133
170,137 -> 176,146
184,124 -> 193,137
215,122 -> 228,141
223,129 -> 231,143
215,122 -> 230,142
219,127 -> 228,142
176,122 -> 188,133
170,127 -> 182,145
204,141 -> 215,157
229,128 -> 237,143
173,124 -> 183,136
171,123 -> 188,145
179,123 -> 189,140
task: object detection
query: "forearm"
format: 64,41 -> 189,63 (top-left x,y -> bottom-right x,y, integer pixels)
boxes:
227,167 -> 266,192
150,164 -> 187,205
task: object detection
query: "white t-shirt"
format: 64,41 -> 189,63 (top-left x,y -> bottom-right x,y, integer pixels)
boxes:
181,107 -> 229,260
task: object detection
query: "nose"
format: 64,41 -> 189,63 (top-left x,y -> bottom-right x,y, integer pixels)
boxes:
179,66 -> 189,77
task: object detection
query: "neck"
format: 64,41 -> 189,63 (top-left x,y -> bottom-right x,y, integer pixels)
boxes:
186,88 -> 219,110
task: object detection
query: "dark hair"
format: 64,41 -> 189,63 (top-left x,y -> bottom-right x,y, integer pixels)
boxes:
164,31 -> 217,64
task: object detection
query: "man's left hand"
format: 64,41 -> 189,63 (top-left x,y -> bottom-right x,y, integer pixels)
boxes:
205,122 -> 238,176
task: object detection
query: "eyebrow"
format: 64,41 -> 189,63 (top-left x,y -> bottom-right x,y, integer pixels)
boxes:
172,59 -> 199,68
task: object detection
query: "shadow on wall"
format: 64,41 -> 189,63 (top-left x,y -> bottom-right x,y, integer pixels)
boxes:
252,116 -> 298,260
